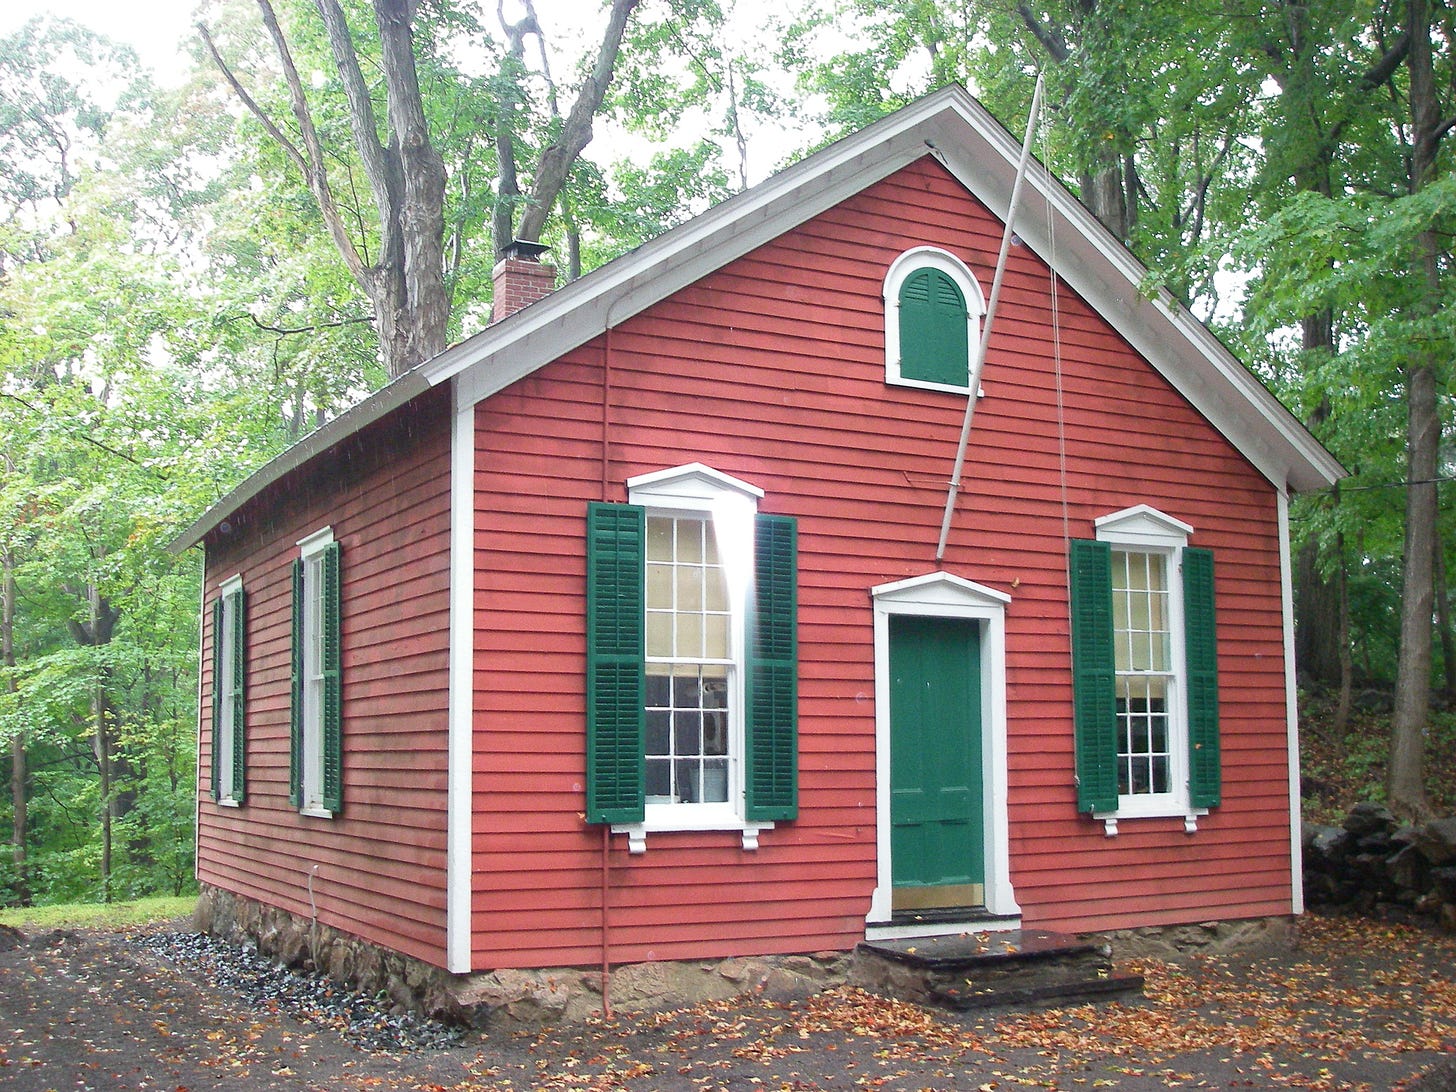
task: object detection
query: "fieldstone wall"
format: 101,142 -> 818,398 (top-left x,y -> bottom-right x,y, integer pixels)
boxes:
194,885 -> 470,1023
1303,803 -> 1456,932
194,884 -> 847,1029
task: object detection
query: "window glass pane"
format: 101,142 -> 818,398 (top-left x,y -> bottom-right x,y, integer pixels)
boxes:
646,612 -> 672,658
646,710 -> 670,755
703,712 -> 728,756
678,614 -> 704,659
700,758 -> 729,802
674,710 -> 702,754
703,614 -> 730,659
645,668 -> 670,708
647,562 -> 672,610
679,520 -> 703,564
678,565 -> 704,612
646,517 -> 673,563
646,758 -> 671,798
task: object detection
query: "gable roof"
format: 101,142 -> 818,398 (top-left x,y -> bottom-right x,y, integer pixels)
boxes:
172,84 -> 1342,553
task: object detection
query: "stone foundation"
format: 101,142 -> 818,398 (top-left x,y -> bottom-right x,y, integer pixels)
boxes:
194,885 -> 471,1024
1094,914 -> 1298,961
197,885 -> 1311,1028
194,885 -> 849,1029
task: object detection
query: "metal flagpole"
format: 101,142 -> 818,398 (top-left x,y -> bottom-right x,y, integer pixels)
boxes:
935,75 -> 1046,562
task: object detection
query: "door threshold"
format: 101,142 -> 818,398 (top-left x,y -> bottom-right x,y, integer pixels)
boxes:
866,910 -> 1021,942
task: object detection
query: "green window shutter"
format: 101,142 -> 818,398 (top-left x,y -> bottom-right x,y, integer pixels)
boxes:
211,597 -> 224,802
898,268 -> 969,387
1069,539 -> 1118,814
231,589 -> 247,804
585,502 -> 646,824
746,514 -> 798,821
289,558 -> 304,809
321,542 -> 343,814
1183,547 -> 1220,809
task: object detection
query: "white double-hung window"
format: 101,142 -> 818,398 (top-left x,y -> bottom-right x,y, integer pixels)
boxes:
291,528 -> 342,816
1069,505 -> 1220,834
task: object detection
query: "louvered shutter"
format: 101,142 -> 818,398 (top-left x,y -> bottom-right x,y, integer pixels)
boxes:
585,502 -> 646,824
1069,539 -> 1119,814
289,558 -> 304,809
320,542 -> 343,814
1183,547 -> 1220,809
231,588 -> 247,803
899,268 -> 969,387
746,514 -> 798,821
211,597 -> 224,802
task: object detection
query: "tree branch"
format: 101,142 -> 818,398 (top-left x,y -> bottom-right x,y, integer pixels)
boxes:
517,0 -> 640,242
243,312 -> 373,335
313,0 -> 398,253
196,23 -> 308,174
253,0 -> 371,284
1015,2 -> 1071,64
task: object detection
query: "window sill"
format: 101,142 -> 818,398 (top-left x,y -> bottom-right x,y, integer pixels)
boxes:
887,375 -> 985,398
299,805 -> 335,820
1095,806 -> 1208,837
612,814 -> 775,854
216,798 -> 241,809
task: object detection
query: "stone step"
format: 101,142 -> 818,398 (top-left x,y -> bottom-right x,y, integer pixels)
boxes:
850,928 -> 1144,1012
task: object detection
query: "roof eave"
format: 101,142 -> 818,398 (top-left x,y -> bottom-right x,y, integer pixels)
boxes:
167,369 -> 433,554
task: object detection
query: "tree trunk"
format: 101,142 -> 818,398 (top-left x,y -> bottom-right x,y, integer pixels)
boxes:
1436,533 -> 1456,699
1295,536 -> 1343,688
1388,0 -> 1440,820
1334,529 -> 1354,734
3,543 -> 26,905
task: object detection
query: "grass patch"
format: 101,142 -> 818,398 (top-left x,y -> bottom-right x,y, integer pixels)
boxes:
0,895 -> 196,933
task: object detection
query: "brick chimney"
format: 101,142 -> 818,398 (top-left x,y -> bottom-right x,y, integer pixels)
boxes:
491,239 -> 557,323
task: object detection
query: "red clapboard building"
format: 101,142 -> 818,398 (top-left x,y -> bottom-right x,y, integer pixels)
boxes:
173,86 -> 1342,983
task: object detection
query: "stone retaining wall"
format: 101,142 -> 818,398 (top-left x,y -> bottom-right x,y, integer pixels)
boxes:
1303,803 -> 1456,931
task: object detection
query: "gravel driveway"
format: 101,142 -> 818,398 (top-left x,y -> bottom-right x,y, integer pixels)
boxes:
2,913 -> 1454,1090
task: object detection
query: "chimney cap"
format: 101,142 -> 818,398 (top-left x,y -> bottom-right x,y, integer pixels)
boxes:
498,238 -> 552,263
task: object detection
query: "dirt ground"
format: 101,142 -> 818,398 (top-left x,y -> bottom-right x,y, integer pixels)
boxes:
2,912 -> 1454,1091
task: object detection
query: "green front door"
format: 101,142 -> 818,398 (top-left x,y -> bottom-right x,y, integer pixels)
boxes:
889,615 -> 985,910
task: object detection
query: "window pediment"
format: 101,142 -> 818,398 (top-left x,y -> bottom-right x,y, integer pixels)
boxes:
1094,505 -> 1194,549
627,463 -> 764,511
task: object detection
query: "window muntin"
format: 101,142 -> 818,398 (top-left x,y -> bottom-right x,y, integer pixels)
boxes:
213,578 -> 244,805
293,528 -> 339,817
301,548 -> 327,809
644,514 -> 738,810
1111,550 -> 1174,798
1083,505 -> 1216,828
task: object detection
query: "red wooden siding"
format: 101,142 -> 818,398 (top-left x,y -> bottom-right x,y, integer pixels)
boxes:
197,386 -> 453,967
471,156 -> 1293,968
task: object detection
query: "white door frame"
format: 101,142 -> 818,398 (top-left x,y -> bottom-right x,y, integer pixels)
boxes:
867,572 -> 1020,935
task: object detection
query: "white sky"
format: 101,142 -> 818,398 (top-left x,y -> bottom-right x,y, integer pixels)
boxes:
2,0 -> 812,183
3,0 -> 200,83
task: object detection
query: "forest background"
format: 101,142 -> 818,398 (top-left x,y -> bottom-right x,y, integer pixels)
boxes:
1,0 -> 1453,907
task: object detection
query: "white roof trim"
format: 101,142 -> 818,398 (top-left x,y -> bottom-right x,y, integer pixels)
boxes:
171,85 -> 1341,554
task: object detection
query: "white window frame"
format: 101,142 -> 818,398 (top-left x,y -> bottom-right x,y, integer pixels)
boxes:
883,246 -> 987,395
215,574 -> 244,807
1094,505 -> 1207,833
613,464 -> 772,852
297,526 -> 334,817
